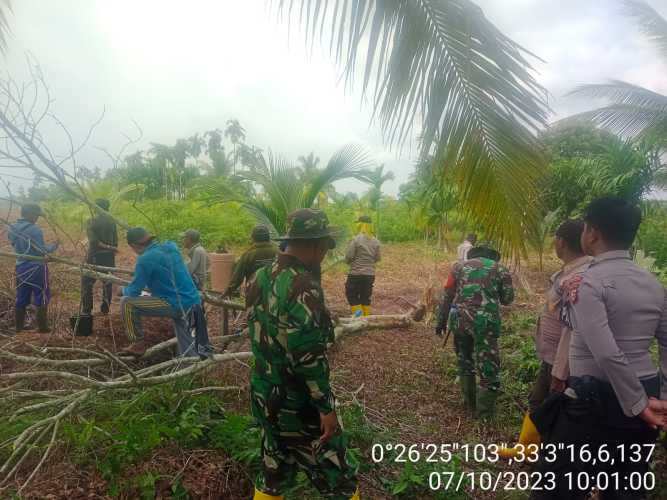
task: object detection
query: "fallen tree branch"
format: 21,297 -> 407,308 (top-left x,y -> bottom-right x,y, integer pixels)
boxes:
0,250 -> 245,310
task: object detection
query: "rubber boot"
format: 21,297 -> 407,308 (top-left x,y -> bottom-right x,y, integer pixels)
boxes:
476,388 -> 498,420
253,488 -> 284,500
14,308 -> 26,333
459,375 -> 476,412
361,305 -> 371,317
36,306 -> 51,333
351,305 -> 363,318
498,413 -> 540,458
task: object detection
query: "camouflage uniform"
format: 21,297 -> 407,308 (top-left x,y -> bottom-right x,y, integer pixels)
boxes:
227,241 -> 278,294
246,210 -> 358,499
438,254 -> 514,416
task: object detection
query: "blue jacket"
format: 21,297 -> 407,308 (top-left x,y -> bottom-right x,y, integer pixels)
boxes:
123,241 -> 201,311
8,219 -> 58,264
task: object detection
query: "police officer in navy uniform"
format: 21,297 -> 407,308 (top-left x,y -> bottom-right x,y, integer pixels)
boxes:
531,197 -> 667,500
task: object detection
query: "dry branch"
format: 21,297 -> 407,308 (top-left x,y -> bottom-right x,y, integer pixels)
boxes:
0,250 -> 244,311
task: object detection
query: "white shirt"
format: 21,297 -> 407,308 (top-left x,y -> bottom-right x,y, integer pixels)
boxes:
457,240 -> 473,261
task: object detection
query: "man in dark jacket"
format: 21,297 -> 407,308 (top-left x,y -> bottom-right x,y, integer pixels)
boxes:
8,203 -> 58,333
81,199 -> 118,315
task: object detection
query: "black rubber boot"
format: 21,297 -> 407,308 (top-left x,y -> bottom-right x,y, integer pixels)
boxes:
15,307 -> 26,333
460,375 -> 477,412
476,388 -> 498,420
36,306 -> 51,333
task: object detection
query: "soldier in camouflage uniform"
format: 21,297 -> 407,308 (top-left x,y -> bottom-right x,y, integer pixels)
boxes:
436,246 -> 514,418
246,209 -> 360,500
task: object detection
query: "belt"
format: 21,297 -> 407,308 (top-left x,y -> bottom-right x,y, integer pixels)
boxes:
567,375 -> 659,429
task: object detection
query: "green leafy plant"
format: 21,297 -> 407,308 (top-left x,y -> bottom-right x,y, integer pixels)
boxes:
280,0 -> 550,258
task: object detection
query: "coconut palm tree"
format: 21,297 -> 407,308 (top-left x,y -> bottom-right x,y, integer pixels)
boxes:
278,0 -> 550,257
224,119 -> 246,175
363,164 -> 394,238
297,152 -> 321,181
568,1 -> 667,144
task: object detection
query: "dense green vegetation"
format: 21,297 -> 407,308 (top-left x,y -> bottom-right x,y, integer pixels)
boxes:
26,118 -> 667,277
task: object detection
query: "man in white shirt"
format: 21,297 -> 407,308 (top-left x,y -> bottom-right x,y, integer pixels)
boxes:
456,233 -> 477,261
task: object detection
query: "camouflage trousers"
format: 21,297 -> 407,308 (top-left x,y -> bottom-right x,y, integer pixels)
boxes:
253,408 -> 358,498
450,309 -> 501,391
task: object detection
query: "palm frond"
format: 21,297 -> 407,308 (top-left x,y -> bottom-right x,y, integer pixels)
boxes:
242,199 -> 283,235
240,151 -> 303,217
624,0 -> 667,60
567,81 -> 667,139
277,0 -> 550,257
302,144 -> 373,207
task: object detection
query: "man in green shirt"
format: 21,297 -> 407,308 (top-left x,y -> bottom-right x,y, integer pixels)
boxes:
81,198 -> 118,315
226,224 -> 277,296
246,209 -> 359,500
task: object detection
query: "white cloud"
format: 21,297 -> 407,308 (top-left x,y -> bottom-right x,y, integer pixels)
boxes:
1,0 -> 665,197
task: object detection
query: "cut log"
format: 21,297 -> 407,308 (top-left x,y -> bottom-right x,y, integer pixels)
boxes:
334,308 -> 423,340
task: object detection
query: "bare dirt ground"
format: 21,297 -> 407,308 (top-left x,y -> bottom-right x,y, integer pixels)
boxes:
0,242 -> 594,499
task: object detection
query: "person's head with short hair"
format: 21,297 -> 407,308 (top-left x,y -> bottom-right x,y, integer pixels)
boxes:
251,224 -> 271,243
181,229 -> 200,249
21,203 -> 43,223
95,198 -> 110,211
466,233 -> 477,245
467,245 -> 500,262
554,219 -> 585,262
581,197 -> 641,256
280,208 -> 337,267
355,215 -> 374,236
126,227 -> 154,255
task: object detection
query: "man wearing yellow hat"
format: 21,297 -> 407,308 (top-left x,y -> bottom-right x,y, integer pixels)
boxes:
344,215 -> 381,317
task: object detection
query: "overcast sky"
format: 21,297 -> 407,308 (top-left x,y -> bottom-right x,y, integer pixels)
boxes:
2,0 -> 666,196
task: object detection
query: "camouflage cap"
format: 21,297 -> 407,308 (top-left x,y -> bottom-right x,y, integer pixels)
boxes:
276,208 -> 339,243
251,224 -> 271,242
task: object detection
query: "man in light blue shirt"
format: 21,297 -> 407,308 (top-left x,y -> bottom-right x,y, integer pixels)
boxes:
120,227 -> 211,358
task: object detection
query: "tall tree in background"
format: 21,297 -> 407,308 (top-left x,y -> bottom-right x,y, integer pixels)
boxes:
297,152 -> 320,181
400,158 -> 459,248
540,122 -> 666,217
279,0 -> 550,258
363,164 -> 394,238
569,1 -> 667,148
205,129 -> 232,176
224,119 -> 246,175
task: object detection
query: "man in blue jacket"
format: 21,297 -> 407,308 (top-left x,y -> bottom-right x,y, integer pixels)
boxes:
120,227 -> 211,357
8,203 -> 59,333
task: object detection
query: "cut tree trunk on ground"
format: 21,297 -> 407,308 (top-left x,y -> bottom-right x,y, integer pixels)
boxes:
335,306 -> 424,340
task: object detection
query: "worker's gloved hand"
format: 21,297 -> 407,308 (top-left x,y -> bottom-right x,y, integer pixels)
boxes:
435,326 -> 444,337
